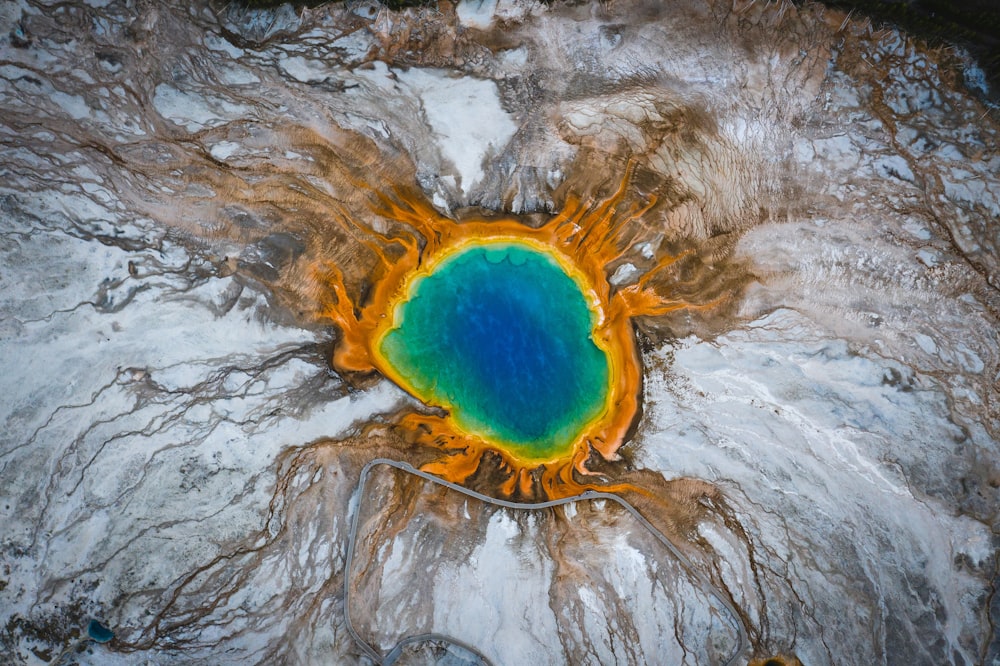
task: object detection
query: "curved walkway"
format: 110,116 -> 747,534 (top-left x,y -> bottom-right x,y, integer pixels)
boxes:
343,458 -> 749,666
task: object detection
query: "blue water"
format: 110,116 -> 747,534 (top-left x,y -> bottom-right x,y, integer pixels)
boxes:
378,241 -> 610,459
87,619 -> 114,643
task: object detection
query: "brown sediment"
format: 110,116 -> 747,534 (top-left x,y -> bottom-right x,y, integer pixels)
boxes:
749,656 -> 803,666
312,160 -> 726,500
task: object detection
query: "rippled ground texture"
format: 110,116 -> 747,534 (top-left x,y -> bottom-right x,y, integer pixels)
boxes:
1,0 -> 998,664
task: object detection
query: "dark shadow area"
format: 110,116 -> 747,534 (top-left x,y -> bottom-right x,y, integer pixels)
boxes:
804,0 -> 999,102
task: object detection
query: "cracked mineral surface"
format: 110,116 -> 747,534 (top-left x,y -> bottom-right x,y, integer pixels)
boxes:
1,0 -> 998,664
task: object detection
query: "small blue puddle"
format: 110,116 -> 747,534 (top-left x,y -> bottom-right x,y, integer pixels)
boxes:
87,620 -> 114,643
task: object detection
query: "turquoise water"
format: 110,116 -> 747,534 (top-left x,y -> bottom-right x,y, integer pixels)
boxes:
87,620 -> 114,643
378,242 -> 610,459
